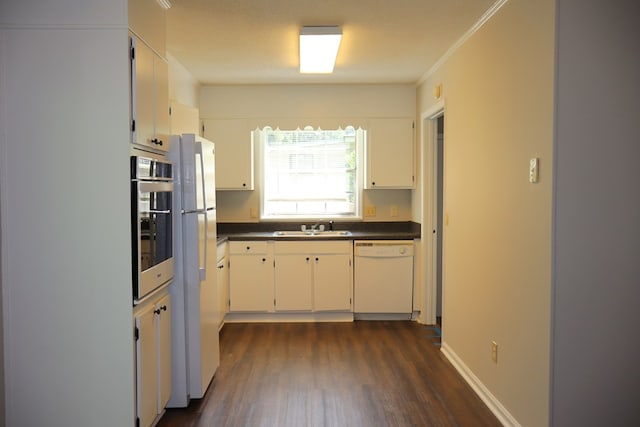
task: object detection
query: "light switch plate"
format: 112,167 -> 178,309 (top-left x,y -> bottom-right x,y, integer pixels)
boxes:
529,157 -> 539,183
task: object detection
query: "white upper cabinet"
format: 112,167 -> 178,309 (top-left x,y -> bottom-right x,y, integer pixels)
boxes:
130,36 -> 170,152
202,119 -> 255,190
128,0 -> 169,152
365,118 -> 415,189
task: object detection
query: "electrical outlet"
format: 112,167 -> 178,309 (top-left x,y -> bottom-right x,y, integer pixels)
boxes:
491,341 -> 498,363
250,207 -> 258,218
390,205 -> 399,217
365,206 -> 377,217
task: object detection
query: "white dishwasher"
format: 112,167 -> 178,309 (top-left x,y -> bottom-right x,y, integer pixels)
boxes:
354,240 -> 414,314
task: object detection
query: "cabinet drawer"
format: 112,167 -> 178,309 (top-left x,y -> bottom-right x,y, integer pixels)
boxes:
229,241 -> 269,254
274,241 -> 352,255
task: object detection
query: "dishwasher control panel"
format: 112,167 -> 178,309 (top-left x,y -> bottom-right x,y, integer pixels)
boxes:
354,240 -> 414,257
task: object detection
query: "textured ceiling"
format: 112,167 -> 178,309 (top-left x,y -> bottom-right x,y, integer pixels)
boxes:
167,0 -> 498,85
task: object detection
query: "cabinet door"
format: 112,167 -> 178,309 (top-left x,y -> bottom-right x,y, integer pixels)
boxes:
216,257 -> 228,327
314,254 -> 352,311
274,254 -> 312,311
365,118 -> 415,189
229,254 -> 273,311
153,54 -> 170,149
130,36 -> 169,152
202,119 -> 254,190
135,305 -> 157,427
131,36 -> 154,149
156,294 -> 172,412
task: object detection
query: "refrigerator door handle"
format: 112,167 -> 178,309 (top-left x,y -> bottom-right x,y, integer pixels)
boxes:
196,140 -> 208,281
199,220 -> 207,280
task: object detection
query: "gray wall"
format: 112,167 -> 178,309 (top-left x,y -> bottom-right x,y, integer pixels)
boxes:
552,0 -> 640,425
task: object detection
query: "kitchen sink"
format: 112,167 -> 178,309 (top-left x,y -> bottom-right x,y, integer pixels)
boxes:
273,230 -> 352,237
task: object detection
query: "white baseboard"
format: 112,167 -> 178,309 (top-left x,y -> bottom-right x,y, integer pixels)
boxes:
354,313 -> 412,321
224,311 -> 354,323
440,342 -> 521,427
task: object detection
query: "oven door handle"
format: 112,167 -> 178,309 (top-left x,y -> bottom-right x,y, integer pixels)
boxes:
147,209 -> 171,214
139,181 -> 173,192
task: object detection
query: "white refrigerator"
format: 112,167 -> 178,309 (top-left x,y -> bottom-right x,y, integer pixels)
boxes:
167,133 -> 220,407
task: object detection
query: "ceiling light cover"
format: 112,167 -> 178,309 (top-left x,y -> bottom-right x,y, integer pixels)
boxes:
156,0 -> 171,10
299,26 -> 342,74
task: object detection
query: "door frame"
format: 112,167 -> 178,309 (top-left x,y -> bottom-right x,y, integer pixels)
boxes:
420,100 -> 445,325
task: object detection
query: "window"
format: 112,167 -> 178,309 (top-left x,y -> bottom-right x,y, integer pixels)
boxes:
260,126 -> 363,219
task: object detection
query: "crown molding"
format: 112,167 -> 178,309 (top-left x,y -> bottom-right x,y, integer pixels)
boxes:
417,0 -> 509,85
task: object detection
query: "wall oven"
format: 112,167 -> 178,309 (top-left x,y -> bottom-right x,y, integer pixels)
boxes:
131,155 -> 174,304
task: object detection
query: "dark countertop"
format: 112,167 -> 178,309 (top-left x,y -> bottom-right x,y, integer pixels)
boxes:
217,221 -> 421,242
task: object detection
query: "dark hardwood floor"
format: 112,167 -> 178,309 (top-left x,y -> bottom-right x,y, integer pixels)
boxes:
158,321 -> 500,427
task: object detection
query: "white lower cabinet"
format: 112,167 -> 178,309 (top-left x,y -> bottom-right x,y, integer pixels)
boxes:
216,242 -> 229,327
274,241 -> 353,312
134,291 -> 171,427
313,252 -> 353,311
274,254 -> 313,311
228,240 -> 353,314
228,241 -> 274,312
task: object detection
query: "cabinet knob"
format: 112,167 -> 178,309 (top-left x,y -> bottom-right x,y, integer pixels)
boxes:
154,308 -> 161,315
246,246 -> 251,251
306,257 -> 310,262
262,258 -> 266,262
161,305 -> 168,311
242,183 -> 247,187
315,257 -> 319,262
218,264 -> 224,269
371,182 -> 376,186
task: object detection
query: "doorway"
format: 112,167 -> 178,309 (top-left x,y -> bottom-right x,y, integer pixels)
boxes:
420,102 -> 444,327
435,116 -> 444,326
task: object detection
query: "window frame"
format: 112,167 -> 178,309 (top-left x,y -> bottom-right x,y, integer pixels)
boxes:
258,125 -> 364,221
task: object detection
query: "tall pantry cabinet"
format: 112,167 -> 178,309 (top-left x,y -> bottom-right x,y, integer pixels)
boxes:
128,1 -> 173,427
0,1 -> 135,427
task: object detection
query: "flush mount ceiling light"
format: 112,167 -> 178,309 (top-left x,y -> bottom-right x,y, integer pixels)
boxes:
299,26 -> 342,74
156,0 -> 171,10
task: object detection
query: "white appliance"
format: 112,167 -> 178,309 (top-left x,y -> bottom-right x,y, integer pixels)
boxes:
354,241 -> 414,314
167,133 -> 220,407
